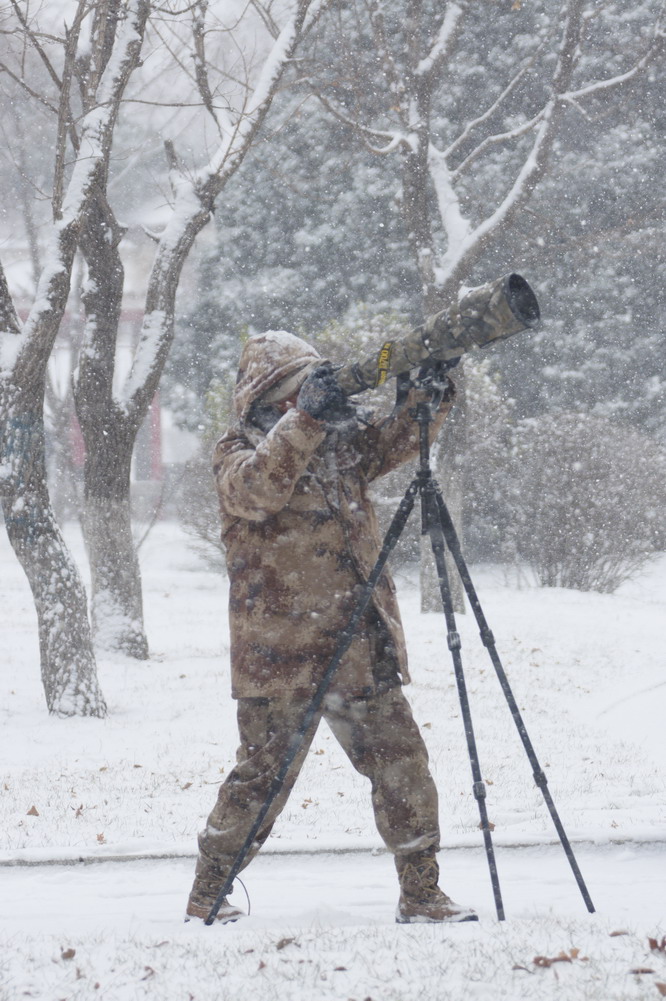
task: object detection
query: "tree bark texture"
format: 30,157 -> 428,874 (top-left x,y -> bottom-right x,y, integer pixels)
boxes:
0,0 -> 149,712
1,383 -> 106,716
75,191 -> 149,658
80,411 -> 148,659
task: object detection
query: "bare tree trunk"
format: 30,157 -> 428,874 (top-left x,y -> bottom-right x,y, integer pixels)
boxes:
0,0 -> 150,712
69,1 -> 317,657
81,409 -> 148,658
1,381 -> 106,716
45,385 -> 84,525
398,47 -> 466,614
0,234 -> 106,719
75,191 -> 149,657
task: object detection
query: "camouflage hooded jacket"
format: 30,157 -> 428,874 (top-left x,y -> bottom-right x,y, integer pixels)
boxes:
213,331 -> 454,699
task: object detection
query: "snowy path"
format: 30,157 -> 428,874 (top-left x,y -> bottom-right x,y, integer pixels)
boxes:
4,847 -> 666,1000
3,843 -> 664,932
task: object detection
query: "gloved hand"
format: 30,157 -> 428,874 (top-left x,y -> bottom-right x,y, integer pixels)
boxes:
297,363 -> 354,422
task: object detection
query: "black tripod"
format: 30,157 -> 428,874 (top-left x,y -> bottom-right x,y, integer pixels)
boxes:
206,376 -> 595,924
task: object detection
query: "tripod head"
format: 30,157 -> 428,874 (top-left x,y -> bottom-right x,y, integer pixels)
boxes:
394,357 -> 460,416
389,357 -> 461,475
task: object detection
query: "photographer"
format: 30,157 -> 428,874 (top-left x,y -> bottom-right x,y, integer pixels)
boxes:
185,328 -> 478,925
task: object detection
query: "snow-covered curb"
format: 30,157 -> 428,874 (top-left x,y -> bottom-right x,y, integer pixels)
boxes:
3,830 -> 666,869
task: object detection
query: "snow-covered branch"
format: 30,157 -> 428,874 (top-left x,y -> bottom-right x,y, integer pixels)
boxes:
8,0 -> 150,386
416,2 -> 465,81
445,58 -> 536,162
562,30 -> 665,103
439,108 -> 555,286
451,110 -> 545,181
432,0 -> 587,290
53,0 -> 88,220
428,145 -> 471,258
118,0 -> 317,415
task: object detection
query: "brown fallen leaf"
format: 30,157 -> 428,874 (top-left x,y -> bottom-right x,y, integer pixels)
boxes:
534,952 -> 573,968
276,937 -> 299,951
479,821 -> 496,831
26,805 -> 39,816
649,937 -> 666,953
655,983 -> 666,997
61,948 -> 76,961
610,930 -> 630,937
569,947 -> 588,961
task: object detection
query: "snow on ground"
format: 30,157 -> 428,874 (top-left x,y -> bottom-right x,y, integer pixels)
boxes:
2,847 -> 666,1001
1,521 -> 664,1000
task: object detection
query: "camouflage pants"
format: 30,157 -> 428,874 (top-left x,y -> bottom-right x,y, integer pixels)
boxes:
197,686 -> 440,879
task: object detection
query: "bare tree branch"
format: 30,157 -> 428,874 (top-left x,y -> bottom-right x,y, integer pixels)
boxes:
250,0 -> 280,40
364,0 -> 407,117
119,0 -> 315,417
53,0 -> 88,220
445,55 -> 539,162
451,109 -> 545,180
0,61 -> 59,114
436,0 -> 588,291
563,28 -> 665,103
310,84 -> 406,152
192,0 -> 218,120
14,0 -> 151,387
416,0 -> 468,86
8,0 -> 66,91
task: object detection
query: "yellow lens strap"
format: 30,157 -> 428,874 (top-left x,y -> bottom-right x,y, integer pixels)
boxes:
376,342 -> 394,386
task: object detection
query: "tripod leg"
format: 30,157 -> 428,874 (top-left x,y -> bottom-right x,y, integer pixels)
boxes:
434,490 -> 595,915
422,481 -> 505,921
204,478 -> 421,924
